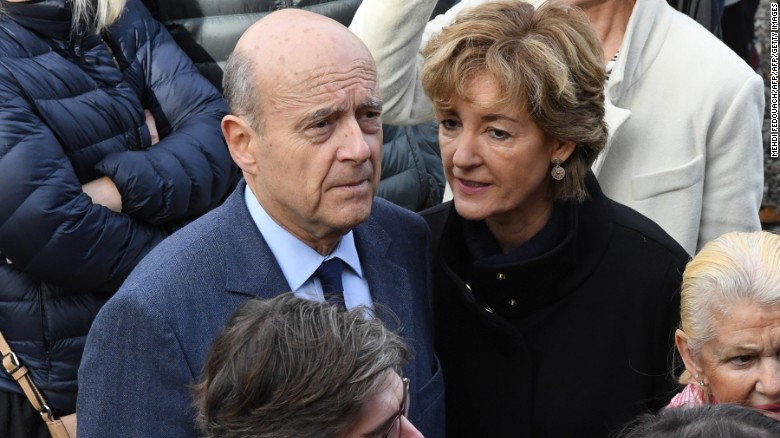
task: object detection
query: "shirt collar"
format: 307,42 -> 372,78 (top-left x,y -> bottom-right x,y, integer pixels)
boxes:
243,185 -> 363,291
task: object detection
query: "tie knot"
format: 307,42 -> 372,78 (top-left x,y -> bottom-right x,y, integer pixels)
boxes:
317,258 -> 343,295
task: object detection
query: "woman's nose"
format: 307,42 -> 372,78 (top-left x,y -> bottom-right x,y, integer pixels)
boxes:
448,131 -> 482,169
757,359 -> 780,399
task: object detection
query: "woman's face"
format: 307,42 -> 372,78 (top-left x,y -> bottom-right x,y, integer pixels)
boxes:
679,300 -> 780,419
437,73 -> 572,227
342,370 -> 422,438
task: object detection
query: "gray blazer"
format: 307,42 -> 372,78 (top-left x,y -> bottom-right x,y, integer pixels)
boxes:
76,181 -> 445,437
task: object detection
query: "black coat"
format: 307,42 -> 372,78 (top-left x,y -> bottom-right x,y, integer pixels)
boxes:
421,175 -> 689,437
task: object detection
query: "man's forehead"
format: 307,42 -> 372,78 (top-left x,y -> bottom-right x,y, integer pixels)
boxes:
266,59 -> 380,106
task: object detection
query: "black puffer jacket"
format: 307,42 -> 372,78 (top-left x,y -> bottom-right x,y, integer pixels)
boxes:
142,0 -> 453,211
0,0 -> 234,414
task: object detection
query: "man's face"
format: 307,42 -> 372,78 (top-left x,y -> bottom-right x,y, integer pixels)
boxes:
247,57 -> 382,250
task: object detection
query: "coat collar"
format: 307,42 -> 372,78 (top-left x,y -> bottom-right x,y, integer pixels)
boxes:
433,173 -> 614,319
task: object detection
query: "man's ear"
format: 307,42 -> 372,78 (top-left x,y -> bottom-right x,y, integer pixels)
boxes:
222,115 -> 258,175
675,329 -> 702,383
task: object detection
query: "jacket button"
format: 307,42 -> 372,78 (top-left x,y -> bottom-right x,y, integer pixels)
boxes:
496,273 -> 506,280
485,307 -> 494,313
508,299 -> 518,307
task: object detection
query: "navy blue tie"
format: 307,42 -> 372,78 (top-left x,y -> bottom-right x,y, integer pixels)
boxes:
317,258 -> 344,308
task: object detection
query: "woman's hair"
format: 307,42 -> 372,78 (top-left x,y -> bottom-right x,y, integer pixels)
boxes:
619,404 -> 780,438
677,231 -> 780,382
421,0 -> 607,201
0,0 -> 125,33
193,293 -> 411,438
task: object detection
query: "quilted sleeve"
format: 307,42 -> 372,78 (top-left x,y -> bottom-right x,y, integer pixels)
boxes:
95,0 -> 235,225
0,80 -> 169,291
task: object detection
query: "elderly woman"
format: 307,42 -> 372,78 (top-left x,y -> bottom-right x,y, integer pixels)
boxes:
0,0 -> 233,435
195,294 -> 423,438
671,231 -> 780,419
418,1 -> 690,436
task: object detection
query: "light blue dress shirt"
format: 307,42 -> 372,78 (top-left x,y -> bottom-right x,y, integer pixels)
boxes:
243,186 -> 373,310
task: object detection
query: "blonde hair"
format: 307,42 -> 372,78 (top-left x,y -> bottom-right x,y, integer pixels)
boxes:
70,0 -> 126,33
678,231 -> 780,382
421,0 -> 607,201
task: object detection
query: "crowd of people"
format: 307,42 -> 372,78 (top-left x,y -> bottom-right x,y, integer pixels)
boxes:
0,0 -> 775,437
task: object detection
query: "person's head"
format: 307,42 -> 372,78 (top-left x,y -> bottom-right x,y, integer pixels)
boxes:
421,0 -> 606,229
2,0 -> 126,33
675,231 -> 780,418
221,9 -> 383,255
194,294 -> 422,438
620,403 -> 780,438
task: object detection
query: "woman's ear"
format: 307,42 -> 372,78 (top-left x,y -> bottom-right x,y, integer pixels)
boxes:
222,115 -> 258,175
552,139 -> 576,163
675,329 -> 702,383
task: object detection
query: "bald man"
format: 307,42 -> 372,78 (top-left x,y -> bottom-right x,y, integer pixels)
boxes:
76,9 -> 444,438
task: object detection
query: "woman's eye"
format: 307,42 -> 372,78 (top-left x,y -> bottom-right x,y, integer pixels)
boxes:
488,128 -> 510,140
440,119 -> 459,130
730,355 -> 753,365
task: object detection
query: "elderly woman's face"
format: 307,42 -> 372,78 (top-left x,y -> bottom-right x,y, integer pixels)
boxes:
437,73 -> 572,228
682,300 -> 780,419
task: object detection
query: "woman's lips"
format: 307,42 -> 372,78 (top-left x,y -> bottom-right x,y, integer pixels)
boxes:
753,402 -> 780,413
456,178 -> 490,195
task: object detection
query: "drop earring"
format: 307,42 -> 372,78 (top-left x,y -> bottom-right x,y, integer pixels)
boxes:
551,159 -> 565,181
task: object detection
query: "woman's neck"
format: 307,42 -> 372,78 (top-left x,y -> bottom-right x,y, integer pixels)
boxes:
576,0 -> 636,63
485,203 -> 554,254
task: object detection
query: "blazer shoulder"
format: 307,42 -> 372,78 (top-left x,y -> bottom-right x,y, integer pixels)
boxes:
371,197 -> 428,228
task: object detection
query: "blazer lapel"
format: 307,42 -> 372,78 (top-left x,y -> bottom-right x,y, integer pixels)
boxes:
354,213 -> 416,336
218,181 -> 291,298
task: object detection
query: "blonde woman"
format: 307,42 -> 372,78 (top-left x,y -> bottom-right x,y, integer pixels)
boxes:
418,1 -> 689,435
0,0 -> 234,435
672,231 -> 780,420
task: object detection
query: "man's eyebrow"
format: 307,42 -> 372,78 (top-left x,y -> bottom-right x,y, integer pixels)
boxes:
361,97 -> 383,112
297,106 -> 344,130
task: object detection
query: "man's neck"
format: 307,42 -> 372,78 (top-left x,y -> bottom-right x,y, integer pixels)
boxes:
576,0 -> 636,63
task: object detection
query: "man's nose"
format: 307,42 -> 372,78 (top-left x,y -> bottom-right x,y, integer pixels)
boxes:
337,118 -> 372,162
400,415 -> 425,438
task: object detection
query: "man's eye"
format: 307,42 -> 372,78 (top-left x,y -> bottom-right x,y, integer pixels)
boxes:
364,110 -> 381,120
312,119 -> 330,129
